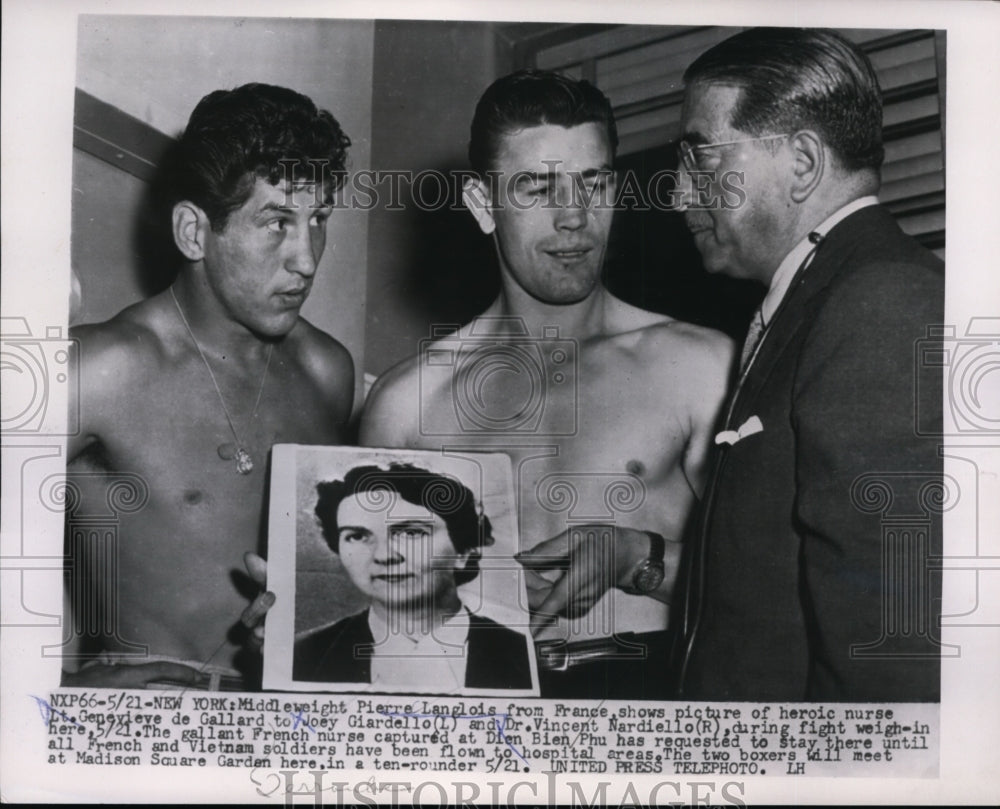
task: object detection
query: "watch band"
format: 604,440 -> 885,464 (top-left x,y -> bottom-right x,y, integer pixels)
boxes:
644,530 -> 666,563
622,530 -> 667,595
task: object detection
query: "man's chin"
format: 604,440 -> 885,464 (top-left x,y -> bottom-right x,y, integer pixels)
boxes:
696,247 -> 735,277
701,259 -> 730,276
534,277 -> 601,306
252,312 -> 300,340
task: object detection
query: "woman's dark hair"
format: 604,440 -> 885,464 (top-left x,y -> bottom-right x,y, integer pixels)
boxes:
315,463 -> 494,586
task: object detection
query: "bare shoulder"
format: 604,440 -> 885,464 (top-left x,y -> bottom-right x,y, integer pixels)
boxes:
287,318 -> 354,389
358,350 -> 424,447
285,318 -> 355,421
70,298 -> 170,381
642,319 -> 734,372
604,296 -> 735,376
361,320 -> 475,445
68,299 -> 174,458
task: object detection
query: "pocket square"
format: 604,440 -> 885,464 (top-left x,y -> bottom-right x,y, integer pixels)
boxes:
715,415 -> 764,446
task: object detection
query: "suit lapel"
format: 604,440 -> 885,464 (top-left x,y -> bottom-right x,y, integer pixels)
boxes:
723,207 -> 884,430
675,206 -> 895,695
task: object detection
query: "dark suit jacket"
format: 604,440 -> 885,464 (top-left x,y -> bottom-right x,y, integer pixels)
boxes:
674,205 -> 944,702
293,609 -> 533,690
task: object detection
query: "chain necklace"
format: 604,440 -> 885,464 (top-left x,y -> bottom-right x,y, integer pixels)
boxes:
170,287 -> 273,475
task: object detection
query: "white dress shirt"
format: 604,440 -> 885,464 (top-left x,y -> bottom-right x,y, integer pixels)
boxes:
760,196 -> 879,326
368,605 -> 471,692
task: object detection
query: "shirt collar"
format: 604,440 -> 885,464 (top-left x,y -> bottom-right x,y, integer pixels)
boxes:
367,604 -> 471,652
760,196 -> 879,325
367,605 -> 471,692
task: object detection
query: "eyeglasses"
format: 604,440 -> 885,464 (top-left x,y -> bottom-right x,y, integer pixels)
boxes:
677,134 -> 789,173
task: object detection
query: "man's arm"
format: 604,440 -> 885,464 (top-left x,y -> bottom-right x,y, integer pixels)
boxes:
792,260 -> 943,701
66,322 -> 129,464
64,321 -> 193,687
518,526 -> 682,633
518,325 -> 734,633
679,327 -> 736,497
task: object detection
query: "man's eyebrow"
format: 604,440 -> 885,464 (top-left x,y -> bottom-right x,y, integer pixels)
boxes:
575,165 -> 613,178
254,201 -> 298,216
513,170 -> 557,184
338,525 -> 371,534
514,164 -> 613,183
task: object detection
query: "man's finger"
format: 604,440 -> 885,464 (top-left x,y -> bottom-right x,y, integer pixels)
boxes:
240,591 -> 275,628
244,552 -> 268,586
515,530 -> 571,568
530,574 -> 571,635
247,623 -> 265,650
526,586 -> 552,613
523,569 -> 555,591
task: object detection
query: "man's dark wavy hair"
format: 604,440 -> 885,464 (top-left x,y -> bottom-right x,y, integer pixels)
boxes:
468,69 -> 618,178
684,28 -> 884,173
315,463 -> 494,587
166,82 -> 351,230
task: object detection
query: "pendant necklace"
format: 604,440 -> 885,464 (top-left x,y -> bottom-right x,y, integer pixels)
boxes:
170,287 -> 273,475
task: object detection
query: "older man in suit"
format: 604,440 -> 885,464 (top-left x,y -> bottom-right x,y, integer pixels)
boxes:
672,28 -> 943,701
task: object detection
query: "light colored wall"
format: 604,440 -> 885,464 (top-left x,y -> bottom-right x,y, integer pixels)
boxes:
74,15 -> 375,394
72,150 -> 153,326
363,20 -> 513,380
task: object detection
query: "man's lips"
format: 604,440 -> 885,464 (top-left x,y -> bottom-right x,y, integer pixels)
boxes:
685,216 -> 713,235
276,286 -> 310,305
544,246 -> 594,260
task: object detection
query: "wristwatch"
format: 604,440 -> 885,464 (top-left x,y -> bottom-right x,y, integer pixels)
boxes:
621,531 -> 666,595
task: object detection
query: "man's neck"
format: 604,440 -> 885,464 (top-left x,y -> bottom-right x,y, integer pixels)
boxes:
757,188 -> 875,288
483,282 -> 612,341
781,170 -> 879,262
169,272 -> 274,362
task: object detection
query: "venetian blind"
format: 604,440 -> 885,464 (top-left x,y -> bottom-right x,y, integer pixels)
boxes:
530,26 -> 945,256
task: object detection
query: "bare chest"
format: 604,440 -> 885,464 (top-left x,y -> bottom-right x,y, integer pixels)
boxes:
415,344 -> 691,538
82,361 -> 344,513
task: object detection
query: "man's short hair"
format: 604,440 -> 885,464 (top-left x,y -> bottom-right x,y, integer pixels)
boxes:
314,463 -> 494,586
684,28 -> 884,172
167,83 -> 351,230
468,69 -> 619,177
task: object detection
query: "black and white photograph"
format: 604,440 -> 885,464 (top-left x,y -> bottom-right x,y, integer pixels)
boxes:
1,0 -> 998,804
263,445 -> 537,695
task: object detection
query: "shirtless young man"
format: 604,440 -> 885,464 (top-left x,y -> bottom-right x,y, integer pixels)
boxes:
64,84 -> 354,689
360,70 -> 733,698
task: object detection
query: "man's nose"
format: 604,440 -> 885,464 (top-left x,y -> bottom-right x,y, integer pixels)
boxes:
553,183 -> 587,231
674,165 -> 694,213
286,227 -> 319,277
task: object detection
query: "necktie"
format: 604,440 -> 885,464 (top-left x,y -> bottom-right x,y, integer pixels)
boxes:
737,232 -> 826,374
739,308 -> 765,371
674,231 -> 829,697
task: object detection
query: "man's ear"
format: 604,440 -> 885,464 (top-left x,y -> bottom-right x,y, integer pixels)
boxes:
172,201 -> 210,261
461,177 -> 496,235
788,130 -> 824,203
